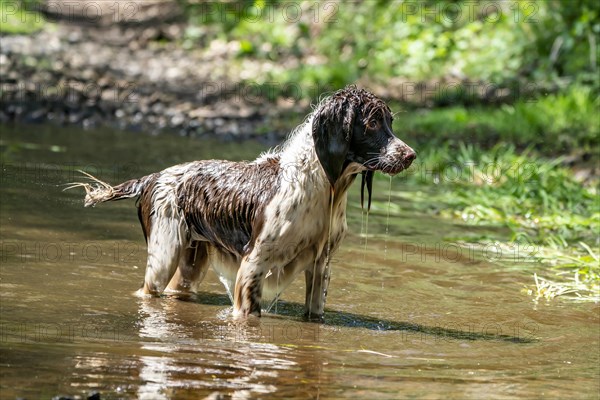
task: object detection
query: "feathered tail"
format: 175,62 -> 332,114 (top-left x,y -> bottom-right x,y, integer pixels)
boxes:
64,170 -> 152,207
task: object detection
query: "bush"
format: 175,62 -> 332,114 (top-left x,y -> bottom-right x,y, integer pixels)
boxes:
180,0 -> 600,94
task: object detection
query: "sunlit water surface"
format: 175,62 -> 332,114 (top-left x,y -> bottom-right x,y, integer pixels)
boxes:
1,124 -> 598,399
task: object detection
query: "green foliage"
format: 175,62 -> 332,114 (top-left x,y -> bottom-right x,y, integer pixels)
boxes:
396,85 -> 600,154
181,0 -> 600,94
522,0 -> 600,88
412,143 -> 598,244
0,0 -> 45,34
404,141 -> 599,300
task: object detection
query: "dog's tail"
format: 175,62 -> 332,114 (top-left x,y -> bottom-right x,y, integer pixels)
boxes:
64,171 -> 154,207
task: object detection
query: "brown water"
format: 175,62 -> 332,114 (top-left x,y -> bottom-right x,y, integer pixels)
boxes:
1,124 -> 598,399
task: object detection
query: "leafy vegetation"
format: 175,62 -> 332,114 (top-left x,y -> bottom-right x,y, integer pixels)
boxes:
399,142 -> 599,301
528,243 -> 599,302
0,0 -> 46,34
395,85 -> 599,158
181,0 -> 600,94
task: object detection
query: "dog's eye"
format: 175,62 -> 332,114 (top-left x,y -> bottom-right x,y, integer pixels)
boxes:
367,120 -> 380,130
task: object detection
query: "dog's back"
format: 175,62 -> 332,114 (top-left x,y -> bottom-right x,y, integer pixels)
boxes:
157,158 -> 281,256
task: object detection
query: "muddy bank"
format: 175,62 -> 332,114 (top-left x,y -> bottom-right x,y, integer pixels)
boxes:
0,0 -> 555,144
0,1 -> 308,142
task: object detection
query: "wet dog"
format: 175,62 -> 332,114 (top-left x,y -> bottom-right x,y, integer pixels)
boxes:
70,86 -> 415,319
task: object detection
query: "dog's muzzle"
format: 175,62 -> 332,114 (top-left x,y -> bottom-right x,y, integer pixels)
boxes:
367,139 -> 416,175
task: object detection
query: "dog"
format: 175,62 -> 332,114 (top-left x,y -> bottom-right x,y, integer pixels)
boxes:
70,86 -> 416,320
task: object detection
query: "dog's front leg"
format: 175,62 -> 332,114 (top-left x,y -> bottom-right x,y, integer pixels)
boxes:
304,254 -> 331,321
233,252 -> 268,318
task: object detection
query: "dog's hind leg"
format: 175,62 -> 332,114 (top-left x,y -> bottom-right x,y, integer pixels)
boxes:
165,241 -> 209,294
136,213 -> 188,297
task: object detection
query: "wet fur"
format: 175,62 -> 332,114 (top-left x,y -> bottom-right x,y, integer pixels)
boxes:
71,86 -> 415,320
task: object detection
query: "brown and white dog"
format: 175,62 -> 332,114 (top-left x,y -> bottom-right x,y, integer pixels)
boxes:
72,86 -> 415,320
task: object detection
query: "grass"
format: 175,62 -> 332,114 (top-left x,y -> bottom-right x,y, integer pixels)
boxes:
0,0 -> 46,34
528,243 -> 599,302
395,85 -> 600,157
399,140 -> 599,302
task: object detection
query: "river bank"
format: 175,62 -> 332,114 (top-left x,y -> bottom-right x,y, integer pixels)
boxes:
0,1 -> 310,142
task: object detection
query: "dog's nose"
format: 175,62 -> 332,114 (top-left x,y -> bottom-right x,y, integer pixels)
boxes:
404,150 -> 416,162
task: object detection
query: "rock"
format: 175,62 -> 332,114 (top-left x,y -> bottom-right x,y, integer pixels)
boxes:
170,113 -> 185,127
25,108 -> 46,123
151,102 -> 165,115
87,391 -> 101,400
68,111 -> 82,124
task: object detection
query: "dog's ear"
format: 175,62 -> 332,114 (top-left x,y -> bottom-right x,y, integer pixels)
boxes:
312,102 -> 353,188
360,170 -> 374,211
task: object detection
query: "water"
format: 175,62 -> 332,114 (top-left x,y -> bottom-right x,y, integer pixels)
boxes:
1,124 -> 598,399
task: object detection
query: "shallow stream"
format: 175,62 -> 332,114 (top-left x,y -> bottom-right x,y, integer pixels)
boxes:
1,124 -> 598,399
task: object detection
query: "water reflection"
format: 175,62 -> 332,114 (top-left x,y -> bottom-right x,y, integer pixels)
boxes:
137,299 -> 181,399
135,298 -> 325,398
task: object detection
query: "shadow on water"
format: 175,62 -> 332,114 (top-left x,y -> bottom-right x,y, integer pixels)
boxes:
179,292 -> 538,344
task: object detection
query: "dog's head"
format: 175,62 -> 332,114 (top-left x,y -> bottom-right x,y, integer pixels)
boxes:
312,85 -> 416,190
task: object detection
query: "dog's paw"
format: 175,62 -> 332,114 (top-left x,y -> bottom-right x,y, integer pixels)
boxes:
134,288 -> 156,298
232,306 -> 261,319
303,311 -> 325,323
